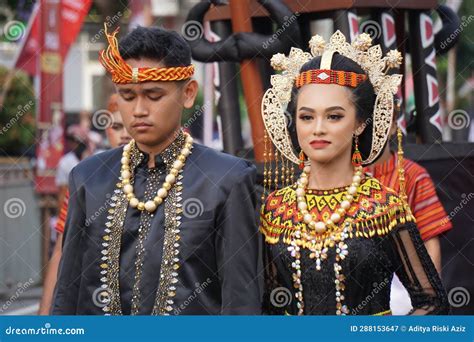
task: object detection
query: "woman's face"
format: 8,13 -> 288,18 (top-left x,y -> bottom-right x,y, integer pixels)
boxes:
296,83 -> 362,166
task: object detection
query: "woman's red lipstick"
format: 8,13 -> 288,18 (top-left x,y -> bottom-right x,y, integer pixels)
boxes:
309,139 -> 331,149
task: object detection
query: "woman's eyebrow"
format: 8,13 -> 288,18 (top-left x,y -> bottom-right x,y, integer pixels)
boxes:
325,106 -> 345,112
297,106 -> 346,113
298,106 -> 315,113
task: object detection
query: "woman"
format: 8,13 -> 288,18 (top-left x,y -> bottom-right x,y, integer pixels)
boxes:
259,31 -> 449,315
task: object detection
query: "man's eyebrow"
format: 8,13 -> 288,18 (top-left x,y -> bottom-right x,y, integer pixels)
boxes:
142,87 -> 166,93
118,88 -> 134,94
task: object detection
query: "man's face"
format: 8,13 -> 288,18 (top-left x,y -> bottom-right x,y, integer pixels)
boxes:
115,58 -> 198,149
105,110 -> 132,148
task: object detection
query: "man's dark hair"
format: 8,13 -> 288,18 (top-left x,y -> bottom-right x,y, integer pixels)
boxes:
118,26 -> 191,67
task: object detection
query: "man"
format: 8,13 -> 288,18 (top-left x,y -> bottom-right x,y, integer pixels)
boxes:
104,94 -> 134,148
39,95 -> 132,315
52,25 -> 261,315
54,125 -> 91,209
365,100 -> 452,314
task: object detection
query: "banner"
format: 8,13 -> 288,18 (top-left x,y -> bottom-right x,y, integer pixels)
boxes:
15,0 -> 92,76
32,0 -> 91,194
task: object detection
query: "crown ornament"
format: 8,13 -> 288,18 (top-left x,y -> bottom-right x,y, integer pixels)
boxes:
261,30 -> 403,166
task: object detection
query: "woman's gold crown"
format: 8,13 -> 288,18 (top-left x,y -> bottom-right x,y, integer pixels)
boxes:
268,30 -> 402,104
261,30 -> 404,166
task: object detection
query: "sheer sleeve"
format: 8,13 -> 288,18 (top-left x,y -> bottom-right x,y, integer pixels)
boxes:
260,201 -> 295,315
386,221 -> 450,315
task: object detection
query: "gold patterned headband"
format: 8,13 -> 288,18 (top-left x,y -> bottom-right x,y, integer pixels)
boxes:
99,24 -> 195,84
261,30 -> 403,165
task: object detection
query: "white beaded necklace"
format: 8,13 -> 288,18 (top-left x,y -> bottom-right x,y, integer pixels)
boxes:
120,132 -> 193,213
296,164 -> 363,233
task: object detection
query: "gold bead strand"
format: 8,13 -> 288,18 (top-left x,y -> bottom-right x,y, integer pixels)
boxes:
274,149 -> 279,189
262,129 -> 268,202
290,162 -> 295,185
280,149 -> 286,187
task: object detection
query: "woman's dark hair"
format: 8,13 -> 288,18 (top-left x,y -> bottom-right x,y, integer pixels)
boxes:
118,26 -> 191,67
288,53 -> 383,165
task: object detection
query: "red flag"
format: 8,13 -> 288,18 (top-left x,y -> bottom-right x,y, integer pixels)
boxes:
14,4 -> 39,75
60,0 -> 92,52
15,0 -> 92,75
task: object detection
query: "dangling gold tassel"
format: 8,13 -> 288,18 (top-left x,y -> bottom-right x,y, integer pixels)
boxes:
285,157 -> 291,186
267,137 -> 273,193
280,150 -> 285,187
274,149 -> 279,189
397,127 -> 413,216
262,129 -> 268,202
290,162 -> 295,185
